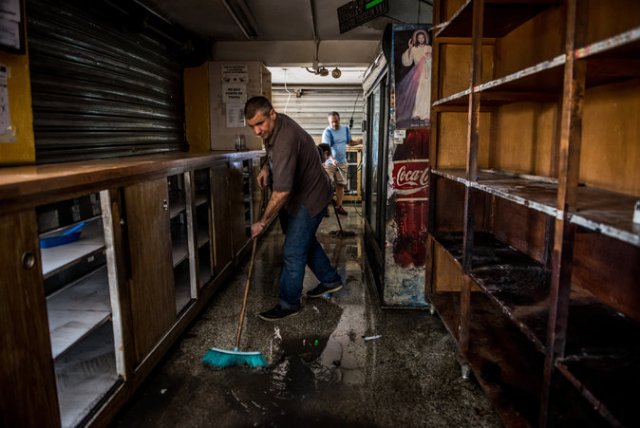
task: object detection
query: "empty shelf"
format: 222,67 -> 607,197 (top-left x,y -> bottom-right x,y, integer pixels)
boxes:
436,0 -> 559,39
47,266 -> 111,359
41,220 -> 105,278
432,169 -> 640,247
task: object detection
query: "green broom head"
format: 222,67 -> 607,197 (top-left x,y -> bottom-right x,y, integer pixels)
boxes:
203,347 -> 267,368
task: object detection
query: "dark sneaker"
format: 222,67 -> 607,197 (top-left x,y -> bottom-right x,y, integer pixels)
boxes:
307,283 -> 343,298
335,206 -> 348,216
258,305 -> 300,321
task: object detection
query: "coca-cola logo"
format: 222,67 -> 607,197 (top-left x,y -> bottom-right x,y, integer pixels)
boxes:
392,160 -> 430,199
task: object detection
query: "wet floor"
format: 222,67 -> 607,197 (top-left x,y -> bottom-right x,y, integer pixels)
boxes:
112,205 -> 502,428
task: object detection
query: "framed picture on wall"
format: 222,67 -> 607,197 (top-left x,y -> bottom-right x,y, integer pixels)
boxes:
392,24 -> 432,130
0,0 -> 25,54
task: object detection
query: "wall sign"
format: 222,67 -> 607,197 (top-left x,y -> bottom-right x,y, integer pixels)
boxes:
0,0 -> 25,54
0,64 -> 16,143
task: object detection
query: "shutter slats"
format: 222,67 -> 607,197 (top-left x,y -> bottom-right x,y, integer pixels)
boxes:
28,0 -> 187,163
272,86 -> 365,138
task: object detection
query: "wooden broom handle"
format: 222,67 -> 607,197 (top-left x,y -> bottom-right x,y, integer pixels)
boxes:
235,237 -> 258,349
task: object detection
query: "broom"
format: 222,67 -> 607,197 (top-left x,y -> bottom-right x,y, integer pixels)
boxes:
328,167 -> 356,238
203,193 -> 267,368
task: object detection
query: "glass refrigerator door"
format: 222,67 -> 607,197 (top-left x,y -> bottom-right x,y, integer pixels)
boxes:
366,85 -> 381,236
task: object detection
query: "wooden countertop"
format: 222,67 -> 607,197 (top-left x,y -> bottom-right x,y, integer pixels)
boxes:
0,150 -> 265,214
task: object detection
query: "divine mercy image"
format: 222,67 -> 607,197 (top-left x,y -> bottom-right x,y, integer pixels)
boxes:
394,27 -> 432,129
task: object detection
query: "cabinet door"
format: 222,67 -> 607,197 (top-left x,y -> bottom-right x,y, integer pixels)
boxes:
124,179 -> 176,364
228,161 -> 248,256
0,210 -> 60,427
211,164 -> 233,272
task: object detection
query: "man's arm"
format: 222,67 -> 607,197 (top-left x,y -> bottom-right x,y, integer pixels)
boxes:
256,163 -> 269,189
251,190 -> 289,238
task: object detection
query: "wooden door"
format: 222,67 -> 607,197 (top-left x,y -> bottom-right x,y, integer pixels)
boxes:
124,178 -> 175,364
211,163 -> 233,272
0,210 -> 61,427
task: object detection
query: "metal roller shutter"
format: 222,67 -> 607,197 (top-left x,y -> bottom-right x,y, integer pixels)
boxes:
272,85 -> 365,140
27,0 -> 189,163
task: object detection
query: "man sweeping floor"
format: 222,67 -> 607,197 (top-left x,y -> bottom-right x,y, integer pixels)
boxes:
245,96 -> 343,321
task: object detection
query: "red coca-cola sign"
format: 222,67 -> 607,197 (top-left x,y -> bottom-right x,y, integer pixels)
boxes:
391,159 -> 430,199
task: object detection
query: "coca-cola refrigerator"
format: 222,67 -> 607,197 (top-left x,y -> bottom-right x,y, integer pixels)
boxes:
362,23 -> 431,307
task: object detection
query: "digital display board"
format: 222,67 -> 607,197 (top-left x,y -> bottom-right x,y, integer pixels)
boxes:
337,0 -> 389,34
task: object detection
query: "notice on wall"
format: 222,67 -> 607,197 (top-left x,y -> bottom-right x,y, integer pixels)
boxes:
226,101 -> 245,128
222,82 -> 247,104
222,64 -> 248,83
0,0 -> 21,51
393,129 -> 406,144
0,64 -> 15,143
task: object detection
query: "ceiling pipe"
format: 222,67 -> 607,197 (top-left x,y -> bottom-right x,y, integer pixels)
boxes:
306,0 -> 329,76
222,0 -> 258,40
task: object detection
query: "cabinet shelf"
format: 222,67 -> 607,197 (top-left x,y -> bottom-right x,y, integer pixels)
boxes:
577,27 -> 640,89
39,215 -> 102,238
556,352 -> 640,428
41,220 -> 105,278
197,225 -> 210,248
435,0 -> 559,39
169,194 -> 186,219
465,293 -> 544,427
171,229 -> 189,267
55,321 -> 119,428
433,55 -> 565,107
47,266 -> 111,359
434,29 -> 640,108
194,193 -> 208,207
433,169 -> 640,247
433,232 -> 549,353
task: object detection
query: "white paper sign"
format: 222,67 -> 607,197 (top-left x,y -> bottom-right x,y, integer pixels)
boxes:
0,64 -> 15,143
226,101 -> 245,128
222,82 -> 247,104
222,64 -> 248,83
0,0 -> 21,50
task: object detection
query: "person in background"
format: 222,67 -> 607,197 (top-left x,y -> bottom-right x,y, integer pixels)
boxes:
317,143 -> 331,163
245,96 -> 343,321
321,111 -> 362,215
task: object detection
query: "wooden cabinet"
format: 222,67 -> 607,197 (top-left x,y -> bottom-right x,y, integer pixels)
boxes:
192,168 -> 215,288
429,1 -> 640,426
228,158 -> 253,256
167,173 -> 195,314
211,162 -> 234,273
36,193 -> 122,428
0,151 -> 264,427
0,210 -> 60,427
124,179 -> 176,364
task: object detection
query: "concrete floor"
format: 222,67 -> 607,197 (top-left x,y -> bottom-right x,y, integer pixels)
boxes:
112,206 -> 502,427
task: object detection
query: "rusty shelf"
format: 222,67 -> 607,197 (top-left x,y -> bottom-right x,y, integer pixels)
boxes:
433,231 -> 550,353
435,0 -> 559,39
433,55 -> 565,107
557,355 -> 640,428
432,169 -> 640,247
433,28 -> 640,108
465,293 -> 544,427
554,299 -> 640,428
579,26 -> 640,88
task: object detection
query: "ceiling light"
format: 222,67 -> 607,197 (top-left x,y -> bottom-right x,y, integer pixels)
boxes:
222,0 -> 258,40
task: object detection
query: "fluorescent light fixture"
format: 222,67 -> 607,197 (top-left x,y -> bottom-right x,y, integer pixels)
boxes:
222,0 -> 258,40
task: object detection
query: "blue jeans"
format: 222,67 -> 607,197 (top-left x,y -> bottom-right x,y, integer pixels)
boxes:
278,204 -> 341,310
